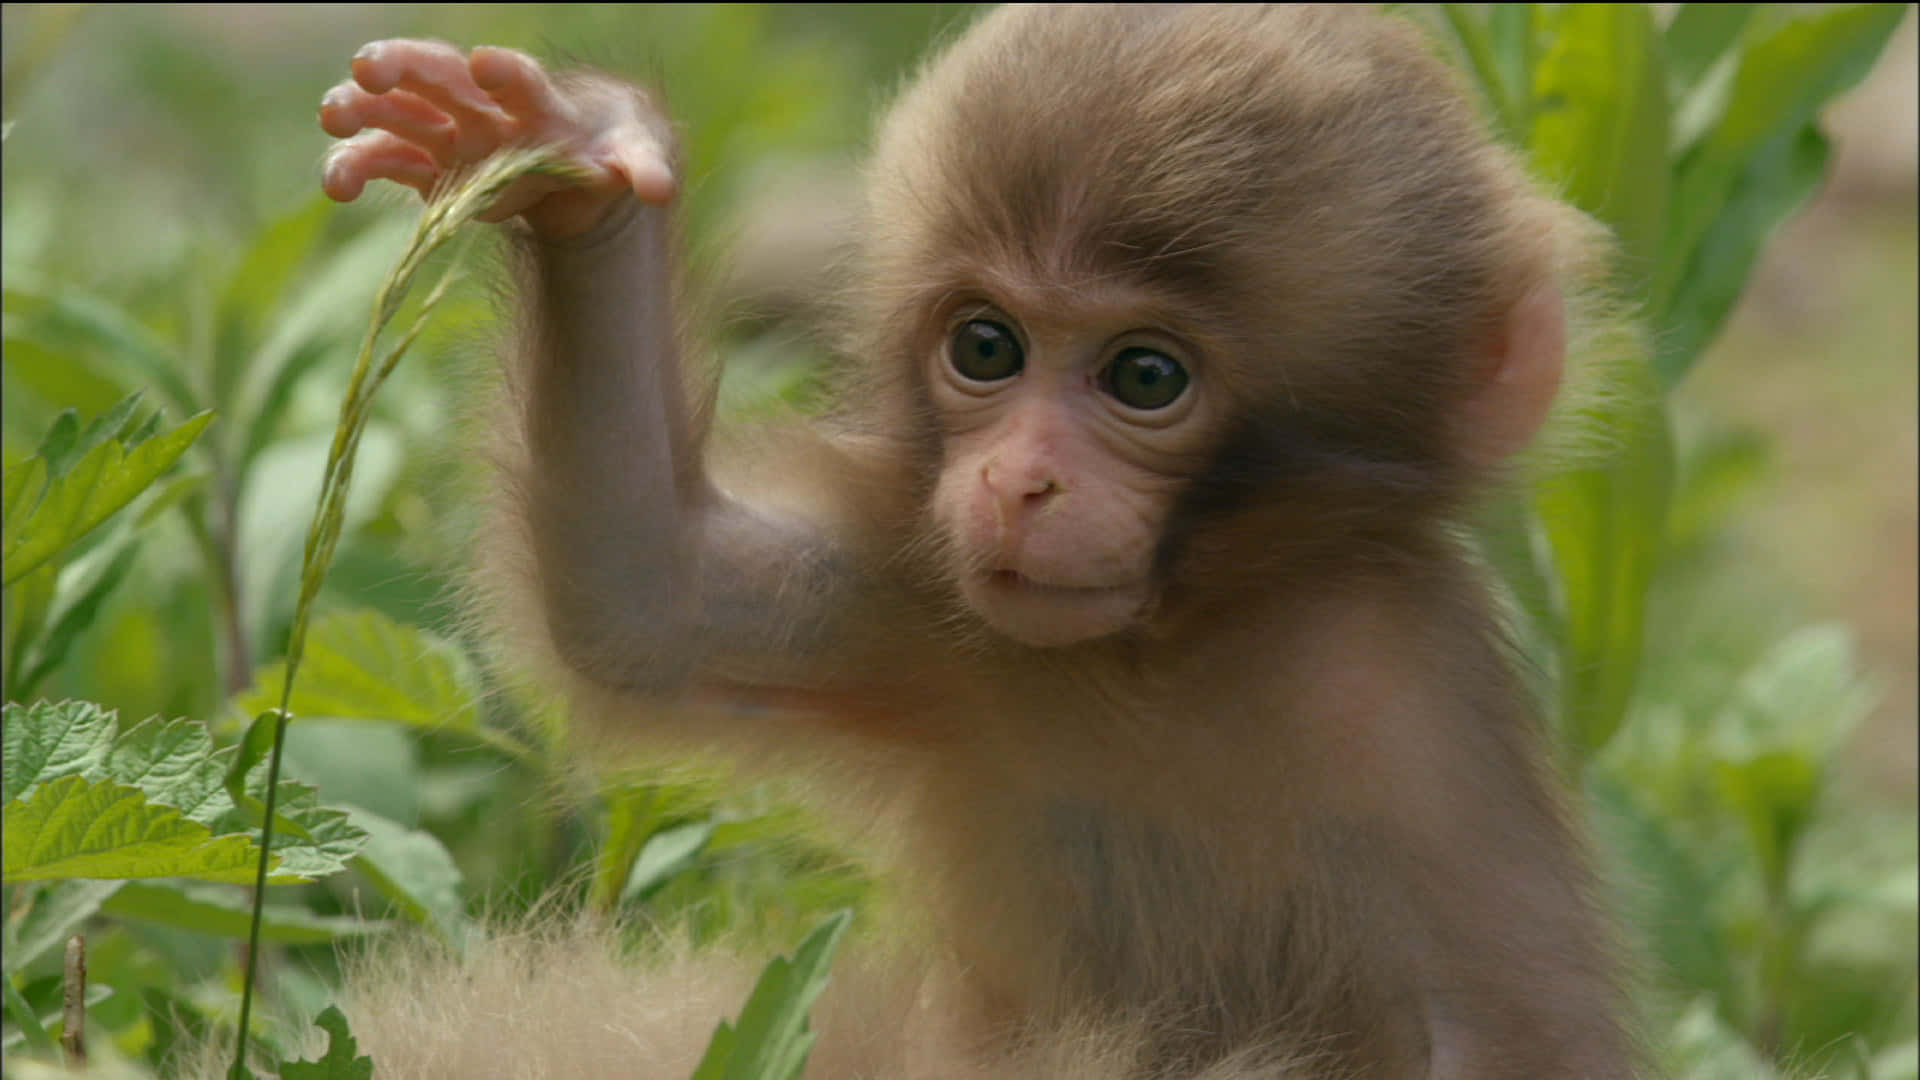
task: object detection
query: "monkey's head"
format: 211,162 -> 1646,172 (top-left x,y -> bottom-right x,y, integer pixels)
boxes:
852,4 -> 1579,648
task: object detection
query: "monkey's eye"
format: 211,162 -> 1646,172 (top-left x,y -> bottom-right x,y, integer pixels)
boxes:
949,320 -> 1025,383
1102,347 -> 1189,410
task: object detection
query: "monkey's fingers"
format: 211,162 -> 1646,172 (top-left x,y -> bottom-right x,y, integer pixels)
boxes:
468,46 -> 675,206
352,39 -> 514,160
320,82 -> 460,165
322,131 -> 440,202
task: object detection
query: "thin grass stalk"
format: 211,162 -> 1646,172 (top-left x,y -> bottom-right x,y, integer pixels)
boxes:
228,145 -> 581,1079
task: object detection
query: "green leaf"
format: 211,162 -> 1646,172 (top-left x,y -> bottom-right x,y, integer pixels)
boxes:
1529,3 -> 1670,284
2,456 -> 49,545
6,881 -> 126,975
1654,3 -> 1908,381
342,806 -> 471,946
1664,4 -> 1759,94
278,1005 -> 374,1080
101,881 -> 391,945
214,197 -> 332,405
1656,125 -> 1830,384
1,409 -> 213,585
4,561 -> 55,696
234,610 -> 481,734
1,276 -> 199,418
2,774 -> 264,884
623,821 -> 716,905
690,910 -> 852,1080
33,409 -> 78,478
12,540 -> 137,700
1715,750 -> 1819,894
213,773 -> 368,883
3,699 -> 118,805
104,716 -> 239,826
1533,351 -> 1674,759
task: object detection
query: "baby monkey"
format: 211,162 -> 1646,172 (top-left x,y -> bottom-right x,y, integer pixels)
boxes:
320,5 -> 1635,1078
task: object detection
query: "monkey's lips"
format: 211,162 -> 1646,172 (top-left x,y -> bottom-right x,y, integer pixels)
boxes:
965,569 -> 1150,647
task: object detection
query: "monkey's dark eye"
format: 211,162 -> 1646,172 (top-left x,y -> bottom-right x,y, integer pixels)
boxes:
950,320 -> 1025,383
1103,348 -> 1189,410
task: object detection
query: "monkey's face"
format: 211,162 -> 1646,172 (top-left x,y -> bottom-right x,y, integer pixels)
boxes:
925,304 -> 1216,647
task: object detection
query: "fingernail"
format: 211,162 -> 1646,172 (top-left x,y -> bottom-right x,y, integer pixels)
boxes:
320,86 -> 350,111
353,43 -> 383,64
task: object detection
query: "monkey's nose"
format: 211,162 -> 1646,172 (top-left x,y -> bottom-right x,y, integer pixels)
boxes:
983,462 -> 1060,525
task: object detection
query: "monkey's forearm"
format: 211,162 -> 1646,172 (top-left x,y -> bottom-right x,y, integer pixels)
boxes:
514,201 -> 856,694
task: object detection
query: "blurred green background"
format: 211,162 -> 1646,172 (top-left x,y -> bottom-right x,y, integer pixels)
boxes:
2,5 -> 1914,1077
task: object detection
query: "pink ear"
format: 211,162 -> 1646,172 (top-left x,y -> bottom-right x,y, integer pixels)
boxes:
1458,283 -> 1565,466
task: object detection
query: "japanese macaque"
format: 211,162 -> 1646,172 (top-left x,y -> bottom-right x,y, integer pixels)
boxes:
313,4 -> 1637,1078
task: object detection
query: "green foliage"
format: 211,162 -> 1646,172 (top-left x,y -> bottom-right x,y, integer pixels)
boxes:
690,911 -> 853,1080
0,5 -> 1910,1079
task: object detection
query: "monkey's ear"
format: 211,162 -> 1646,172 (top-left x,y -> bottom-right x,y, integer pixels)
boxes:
1457,283 -> 1566,466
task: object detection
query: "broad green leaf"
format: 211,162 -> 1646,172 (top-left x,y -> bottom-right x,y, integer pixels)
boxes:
3,699 -> 118,805
593,784 -> 657,913
213,772 -> 368,883
103,716 -> 237,826
1664,4 -> 1759,94
1530,3 -> 1670,283
1,973 -> 56,1057
1440,5 -> 1522,140
278,1006 -> 374,1080
101,881 -> 392,945
1656,125 -> 1829,384
342,806 -> 471,946
1486,4 -> 1536,135
234,610 -> 481,734
1533,351 -> 1674,759
691,910 -> 852,1080
1,409 -> 213,585
2,775 -> 264,884
1720,624 -> 1879,759
1655,3 -> 1908,379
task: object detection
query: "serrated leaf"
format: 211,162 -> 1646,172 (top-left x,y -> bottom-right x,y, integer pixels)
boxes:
102,716 -> 236,826
2,775 -> 265,883
34,409 -> 79,478
101,881 -> 392,944
2,409 -> 213,585
2,699 -> 118,805
5,561 -> 55,694
692,910 -> 852,1080
343,807 -> 470,945
214,770 -> 369,883
73,392 -> 145,464
234,610 -> 480,733
279,1005 -> 375,1080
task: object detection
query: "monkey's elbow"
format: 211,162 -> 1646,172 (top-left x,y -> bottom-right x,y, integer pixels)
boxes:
538,581 -> 707,698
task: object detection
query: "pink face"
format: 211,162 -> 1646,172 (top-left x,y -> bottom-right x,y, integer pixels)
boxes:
926,302 -> 1218,647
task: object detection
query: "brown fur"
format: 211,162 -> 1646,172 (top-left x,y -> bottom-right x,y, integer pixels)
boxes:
308,6 -> 1647,1078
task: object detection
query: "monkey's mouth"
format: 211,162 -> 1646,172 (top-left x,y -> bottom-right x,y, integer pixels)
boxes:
968,570 -> 1148,646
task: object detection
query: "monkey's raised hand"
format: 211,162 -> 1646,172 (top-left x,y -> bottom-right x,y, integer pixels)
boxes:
319,41 -> 674,237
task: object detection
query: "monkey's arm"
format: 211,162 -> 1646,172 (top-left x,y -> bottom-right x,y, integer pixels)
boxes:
517,206 -> 868,696
322,40 -> 881,702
